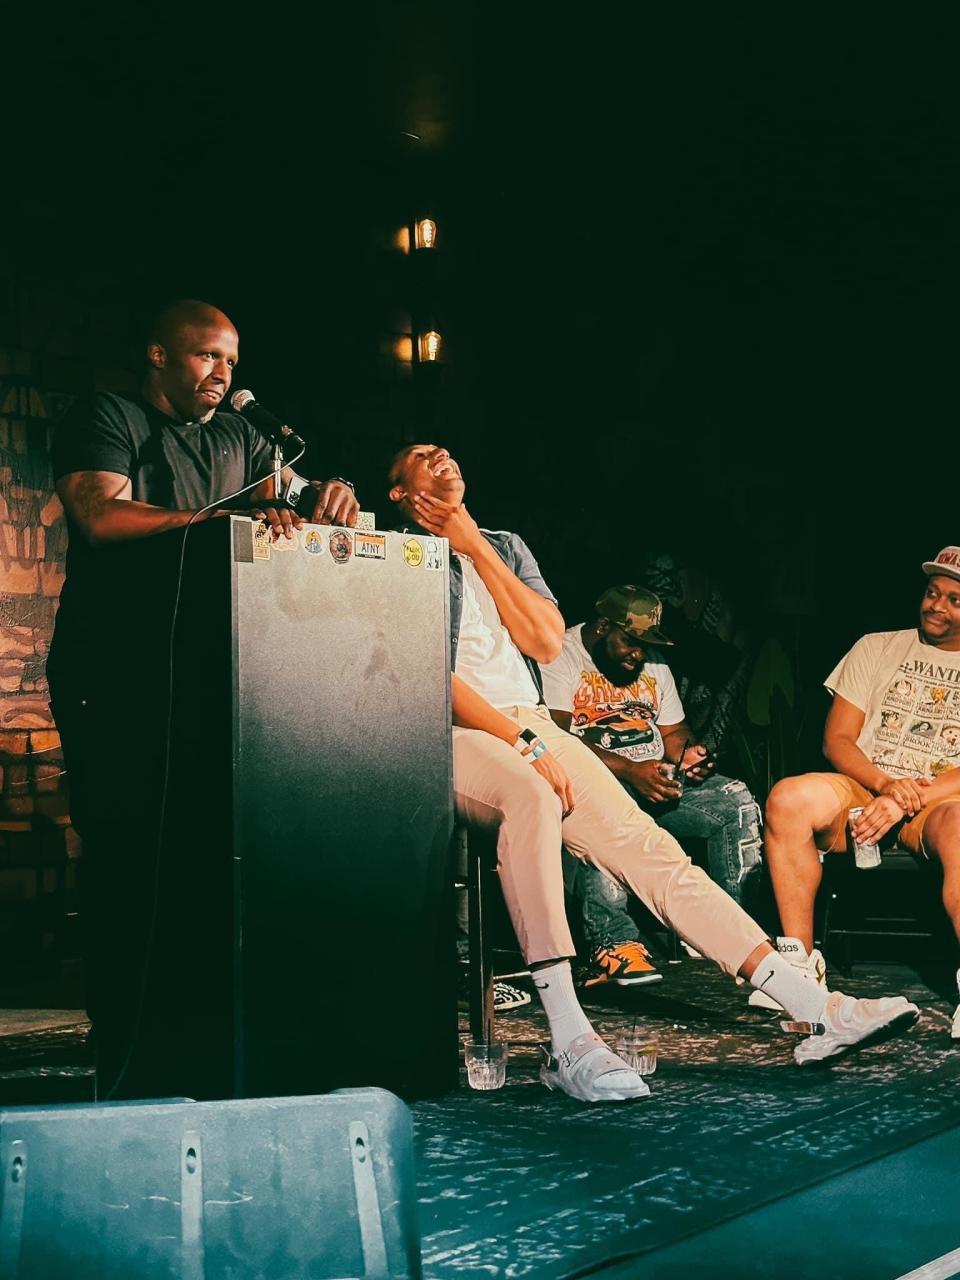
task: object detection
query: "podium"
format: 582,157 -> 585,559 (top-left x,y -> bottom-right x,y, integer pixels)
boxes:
84,516 -> 457,1101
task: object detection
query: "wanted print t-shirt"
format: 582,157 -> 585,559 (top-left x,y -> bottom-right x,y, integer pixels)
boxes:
826,629 -> 960,779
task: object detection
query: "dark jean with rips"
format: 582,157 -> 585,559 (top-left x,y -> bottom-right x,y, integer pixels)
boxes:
565,772 -> 762,950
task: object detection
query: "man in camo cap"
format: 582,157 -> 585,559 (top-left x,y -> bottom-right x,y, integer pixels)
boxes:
541,584 -> 761,987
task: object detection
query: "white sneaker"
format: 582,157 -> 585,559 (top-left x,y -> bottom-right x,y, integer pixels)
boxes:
951,967 -> 960,1040
540,1031 -> 651,1102
792,990 -> 919,1065
748,937 -> 826,1010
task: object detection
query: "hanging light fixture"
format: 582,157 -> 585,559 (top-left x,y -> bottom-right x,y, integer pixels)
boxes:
414,217 -> 438,250
418,330 -> 442,362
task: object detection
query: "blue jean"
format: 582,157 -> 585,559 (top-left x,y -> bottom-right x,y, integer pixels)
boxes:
565,773 -> 762,950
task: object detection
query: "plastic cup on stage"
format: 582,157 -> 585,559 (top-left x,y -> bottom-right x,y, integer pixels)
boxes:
614,1030 -> 658,1076
463,1039 -> 509,1090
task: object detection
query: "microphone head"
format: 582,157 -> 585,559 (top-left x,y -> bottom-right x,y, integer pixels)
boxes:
230,388 -> 256,412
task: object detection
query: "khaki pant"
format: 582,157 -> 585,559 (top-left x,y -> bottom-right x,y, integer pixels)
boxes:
453,705 -> 766,975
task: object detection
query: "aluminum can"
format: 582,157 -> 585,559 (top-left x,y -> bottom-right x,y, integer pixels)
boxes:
848,806 -> 882,869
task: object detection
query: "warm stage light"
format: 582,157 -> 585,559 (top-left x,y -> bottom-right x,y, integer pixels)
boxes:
415,218 -> 438,250
418,331 -> 442,362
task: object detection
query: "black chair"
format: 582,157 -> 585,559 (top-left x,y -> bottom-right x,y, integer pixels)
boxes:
456,826 -> 537,1047
817,844 -> 947,973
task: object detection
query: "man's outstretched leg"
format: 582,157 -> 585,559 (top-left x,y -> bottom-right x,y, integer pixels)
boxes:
746,772 -> 853,1009
534,713 -> 920,1066
563,853 -> 662,988
454,723 -> 650,1101
904,801 -> 960,1039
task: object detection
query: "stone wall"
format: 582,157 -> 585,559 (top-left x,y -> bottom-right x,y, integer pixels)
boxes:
0,283 -> 138,963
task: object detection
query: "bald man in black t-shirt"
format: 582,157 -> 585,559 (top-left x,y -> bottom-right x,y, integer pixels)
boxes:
47,298 -> 358,1095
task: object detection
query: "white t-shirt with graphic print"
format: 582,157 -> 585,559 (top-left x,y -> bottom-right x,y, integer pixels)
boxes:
825,629 -> 960,780
541,623 -> 685,763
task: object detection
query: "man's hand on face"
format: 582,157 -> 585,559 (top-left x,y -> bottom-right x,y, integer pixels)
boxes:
306,480 -> 359,528
411,492 -> 482,554
627,760 -> 683,804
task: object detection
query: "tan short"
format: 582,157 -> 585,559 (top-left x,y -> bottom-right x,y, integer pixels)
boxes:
814,772 -> 960,858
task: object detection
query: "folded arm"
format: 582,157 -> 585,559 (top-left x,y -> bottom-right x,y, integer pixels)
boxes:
56,471 -> 211,544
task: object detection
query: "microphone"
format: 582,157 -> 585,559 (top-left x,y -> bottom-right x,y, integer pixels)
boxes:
229,389 -> 306,452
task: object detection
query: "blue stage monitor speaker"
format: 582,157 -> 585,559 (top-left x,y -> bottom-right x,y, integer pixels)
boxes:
0,1089 -> 420,1279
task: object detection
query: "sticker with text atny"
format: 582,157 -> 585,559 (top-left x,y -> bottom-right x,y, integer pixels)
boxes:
355,532 -> 386,560
424,538 -> 444,571
302,529 -> 325,556
252,522 -> 271,561
329,529 -> 353,564
403,537 -> 423,567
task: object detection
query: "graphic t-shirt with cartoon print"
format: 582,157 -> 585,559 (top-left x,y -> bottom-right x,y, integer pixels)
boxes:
825,629 -> 960,780
541,624 -> 685,762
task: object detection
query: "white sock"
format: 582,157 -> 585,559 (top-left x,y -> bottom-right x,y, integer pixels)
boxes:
749,951 -> 829,1024
532,960 -> 593,1053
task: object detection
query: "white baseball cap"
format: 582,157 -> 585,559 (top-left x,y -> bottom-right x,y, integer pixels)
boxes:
922,547 -> 960,582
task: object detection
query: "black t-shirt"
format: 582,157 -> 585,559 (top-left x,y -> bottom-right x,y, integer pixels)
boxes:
48,392 -> 273,685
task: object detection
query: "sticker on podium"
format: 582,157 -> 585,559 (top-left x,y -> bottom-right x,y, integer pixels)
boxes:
355,532 -> 386,560
403,537 -> 423,567
355,510 -> 376,531
302,529 -> 325,556
253,522 -> 271,561
424,538 -> 444,570
329,529 -> 353,564
271,530 -> 299,551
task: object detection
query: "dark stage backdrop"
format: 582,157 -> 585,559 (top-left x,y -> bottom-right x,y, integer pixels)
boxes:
1,7 -> 955,853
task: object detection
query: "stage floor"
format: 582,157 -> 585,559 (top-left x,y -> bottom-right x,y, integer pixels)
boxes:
2,955 -> 958,1279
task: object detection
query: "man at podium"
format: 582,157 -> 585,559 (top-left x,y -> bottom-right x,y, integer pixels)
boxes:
46,298 -> 358,1095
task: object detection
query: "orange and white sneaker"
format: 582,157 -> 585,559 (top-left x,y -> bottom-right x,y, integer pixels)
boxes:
581,941 -> 663,988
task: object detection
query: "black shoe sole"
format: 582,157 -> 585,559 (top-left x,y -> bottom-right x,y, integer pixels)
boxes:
797,1008 -> 920,1067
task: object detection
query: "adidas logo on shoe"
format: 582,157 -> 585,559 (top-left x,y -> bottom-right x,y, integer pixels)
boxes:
748,937 -> 826,1011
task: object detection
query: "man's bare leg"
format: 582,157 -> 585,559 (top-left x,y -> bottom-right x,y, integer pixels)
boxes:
764,775 -> 847,950
923,805 -> 960,942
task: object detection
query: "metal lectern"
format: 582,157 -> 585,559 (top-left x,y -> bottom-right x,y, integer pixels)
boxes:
91,516 -> 456,1100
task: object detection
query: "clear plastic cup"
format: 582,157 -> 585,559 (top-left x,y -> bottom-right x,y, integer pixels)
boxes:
463,1038 -> 509,1090
614,1031 -> 658,1076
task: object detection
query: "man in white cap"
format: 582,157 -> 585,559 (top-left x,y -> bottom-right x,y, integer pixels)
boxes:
762,548 -> 960,1035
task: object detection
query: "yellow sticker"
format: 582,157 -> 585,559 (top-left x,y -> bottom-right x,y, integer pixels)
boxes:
403,537 -> 424,567
252,522 -> 271,561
